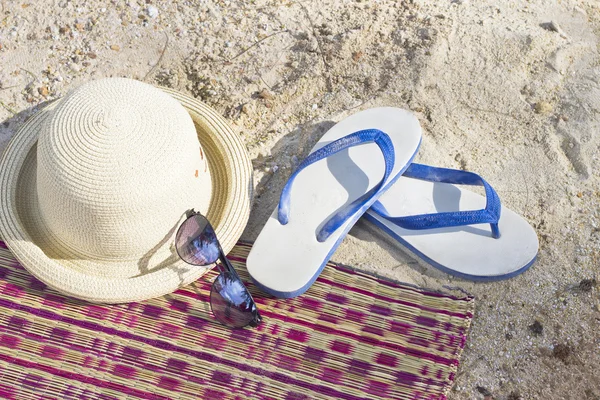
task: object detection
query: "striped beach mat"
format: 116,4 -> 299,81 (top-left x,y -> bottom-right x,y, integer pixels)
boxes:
0,241 -> 474,400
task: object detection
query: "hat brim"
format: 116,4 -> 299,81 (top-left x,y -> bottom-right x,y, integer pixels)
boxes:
0,87 -> 253,303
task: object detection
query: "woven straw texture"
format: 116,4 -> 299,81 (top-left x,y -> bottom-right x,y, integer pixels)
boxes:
0,241 -> 474,400
0,79 -> 252,303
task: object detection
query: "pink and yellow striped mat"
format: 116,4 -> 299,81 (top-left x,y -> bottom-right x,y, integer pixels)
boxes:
0,241 -> 474,399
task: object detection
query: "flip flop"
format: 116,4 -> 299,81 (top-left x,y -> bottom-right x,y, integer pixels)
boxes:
247,108 -> 422,298
364,163 -> 539,281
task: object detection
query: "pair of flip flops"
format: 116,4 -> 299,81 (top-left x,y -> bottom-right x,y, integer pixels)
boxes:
247,108 -> 539,298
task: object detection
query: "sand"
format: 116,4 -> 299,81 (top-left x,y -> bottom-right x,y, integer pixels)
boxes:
1,0 -> 599,398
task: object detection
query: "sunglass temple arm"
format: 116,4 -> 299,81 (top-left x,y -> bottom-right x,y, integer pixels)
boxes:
216,242 -> 263,326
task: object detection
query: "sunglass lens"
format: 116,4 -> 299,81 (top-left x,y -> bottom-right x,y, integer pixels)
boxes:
210,271 -> 257,328
175,213 -> 220,266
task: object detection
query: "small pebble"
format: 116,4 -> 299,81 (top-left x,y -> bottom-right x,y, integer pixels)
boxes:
579,279 -> 597,292
258,89 -> 274,100
110,44 -> 120,51
534,101 -> 552,114
352,51 -> 363,62
541,21 -> 568,38
312,104 -> 318,110
146,5 -> 159,18
528,320 -> 543,336
419,28 -> 432,40
38,86 -> 49,97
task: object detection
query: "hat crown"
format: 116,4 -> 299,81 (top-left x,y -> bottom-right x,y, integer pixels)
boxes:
99,104 -> 132,132
36,78 -> 211,260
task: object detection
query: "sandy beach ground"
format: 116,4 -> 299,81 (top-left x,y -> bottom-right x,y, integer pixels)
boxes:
1,0 -> 599,398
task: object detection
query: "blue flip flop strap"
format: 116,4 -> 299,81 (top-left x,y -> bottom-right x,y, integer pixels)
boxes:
278,129 -> 395,242
371,163 -> 502,238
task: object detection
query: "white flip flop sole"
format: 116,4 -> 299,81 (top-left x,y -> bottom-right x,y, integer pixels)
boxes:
364,176 -> 539,280
247,108 -> 422,297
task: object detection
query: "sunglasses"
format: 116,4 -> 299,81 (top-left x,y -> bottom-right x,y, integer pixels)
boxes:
175,210 -> 262,329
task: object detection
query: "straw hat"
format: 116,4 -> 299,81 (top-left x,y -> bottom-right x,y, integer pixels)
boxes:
0,78 -> 252,303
